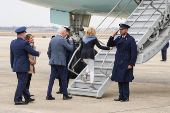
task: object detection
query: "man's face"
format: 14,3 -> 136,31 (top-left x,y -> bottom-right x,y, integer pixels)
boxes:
120,28 -> 128,36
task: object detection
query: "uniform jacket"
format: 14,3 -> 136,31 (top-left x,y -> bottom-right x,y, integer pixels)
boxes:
65,35 -> 76,65
47,34 -> 73,66
28,45 -> 36,74
10,37 -> 39,72
162,42 -> 169,50
107,33 -> 137,82
80,36 -> 110,59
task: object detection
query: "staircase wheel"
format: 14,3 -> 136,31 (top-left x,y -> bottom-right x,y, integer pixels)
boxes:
96,97 -> 102,99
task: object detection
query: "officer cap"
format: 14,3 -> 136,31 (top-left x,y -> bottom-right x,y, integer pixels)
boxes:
15,26 -> 27,34
64,27 -> 70,32
119,24 -> 130,30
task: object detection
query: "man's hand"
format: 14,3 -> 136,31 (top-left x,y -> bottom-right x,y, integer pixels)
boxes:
38,51 -> 41,55
69,37 -> 73,41
110,47 -> 113,50
81,60 -> 84,62
127,65 -> 132,69
112,30 -> 119,37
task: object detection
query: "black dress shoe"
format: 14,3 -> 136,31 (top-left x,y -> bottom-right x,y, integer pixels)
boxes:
120,98 -> 129,102
15,101 -> 28,105
25,98 -> 35,103
63,95 -> 72,100
46,96 -> 55,100
56,91 -> 63,94
114,98 -> 123,101
160,60 -> 166,62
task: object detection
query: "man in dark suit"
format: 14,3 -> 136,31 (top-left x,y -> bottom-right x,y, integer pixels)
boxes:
10,27 -> 41,105
56,27 -> 76,94
46,27 -> 73,100
161,42 -> 169,62
107,24 -> 138,102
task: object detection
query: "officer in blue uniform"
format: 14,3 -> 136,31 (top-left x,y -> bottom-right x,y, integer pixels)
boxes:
107,24 -> 138,102
10,27 -> 40,105
56,27 -> 76,94
161,42 -> 169,62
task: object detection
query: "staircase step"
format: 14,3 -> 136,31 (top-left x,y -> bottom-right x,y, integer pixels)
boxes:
127,21 -> 154,27
123,31 -> 145,34
69,87 -> 98,92
132,13 -> 161,15
81,73 -> 107,77
95,59 -> 114,67
136,7 -> 165,13
75,80 -> 103,84
129,14 -> 160,20
143,4 -> 166,9
74,80 -> 103,89
127,19 -> 157,22
94,66 -> 113,74
96,52 -> 116,59
94,66 -> 112,69
95,59 -> 113,62
143,1 -> 166,4
129,27 -> 149,32
68,87 -> 98,97
80,73 -> 108,82
137,7 -> 165,10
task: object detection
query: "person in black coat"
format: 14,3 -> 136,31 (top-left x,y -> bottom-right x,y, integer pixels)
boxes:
80,27 -> 112,90
161,42 -> 169,62
107,24 -> 138,102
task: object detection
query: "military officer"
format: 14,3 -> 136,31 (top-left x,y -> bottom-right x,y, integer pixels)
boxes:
107,24 -> 138,102
161,42 -> 169,62
10,26 -> 41,105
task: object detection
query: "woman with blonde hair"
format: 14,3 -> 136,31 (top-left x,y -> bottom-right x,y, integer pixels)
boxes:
24,34 -> 36,95
80,27 -> 113,90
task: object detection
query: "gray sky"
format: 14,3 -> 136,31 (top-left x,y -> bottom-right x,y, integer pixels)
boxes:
0,0 -> 125,28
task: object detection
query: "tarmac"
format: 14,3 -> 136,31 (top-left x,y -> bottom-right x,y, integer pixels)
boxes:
0,36 -> 170,113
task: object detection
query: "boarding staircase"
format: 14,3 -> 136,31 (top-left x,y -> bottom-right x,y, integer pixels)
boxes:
67,0 -> 170,98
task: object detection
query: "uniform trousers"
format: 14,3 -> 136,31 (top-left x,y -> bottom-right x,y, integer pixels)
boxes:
118,82 -> 129,99
14,72 -> 31,102
83,59 -> 94,83
47,65 -> 68,96
59,64 -> 71,92
161,50 -> 167,61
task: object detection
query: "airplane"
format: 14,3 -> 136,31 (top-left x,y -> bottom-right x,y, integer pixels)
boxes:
20,0 -> 170,98
20,0 -> 143,77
